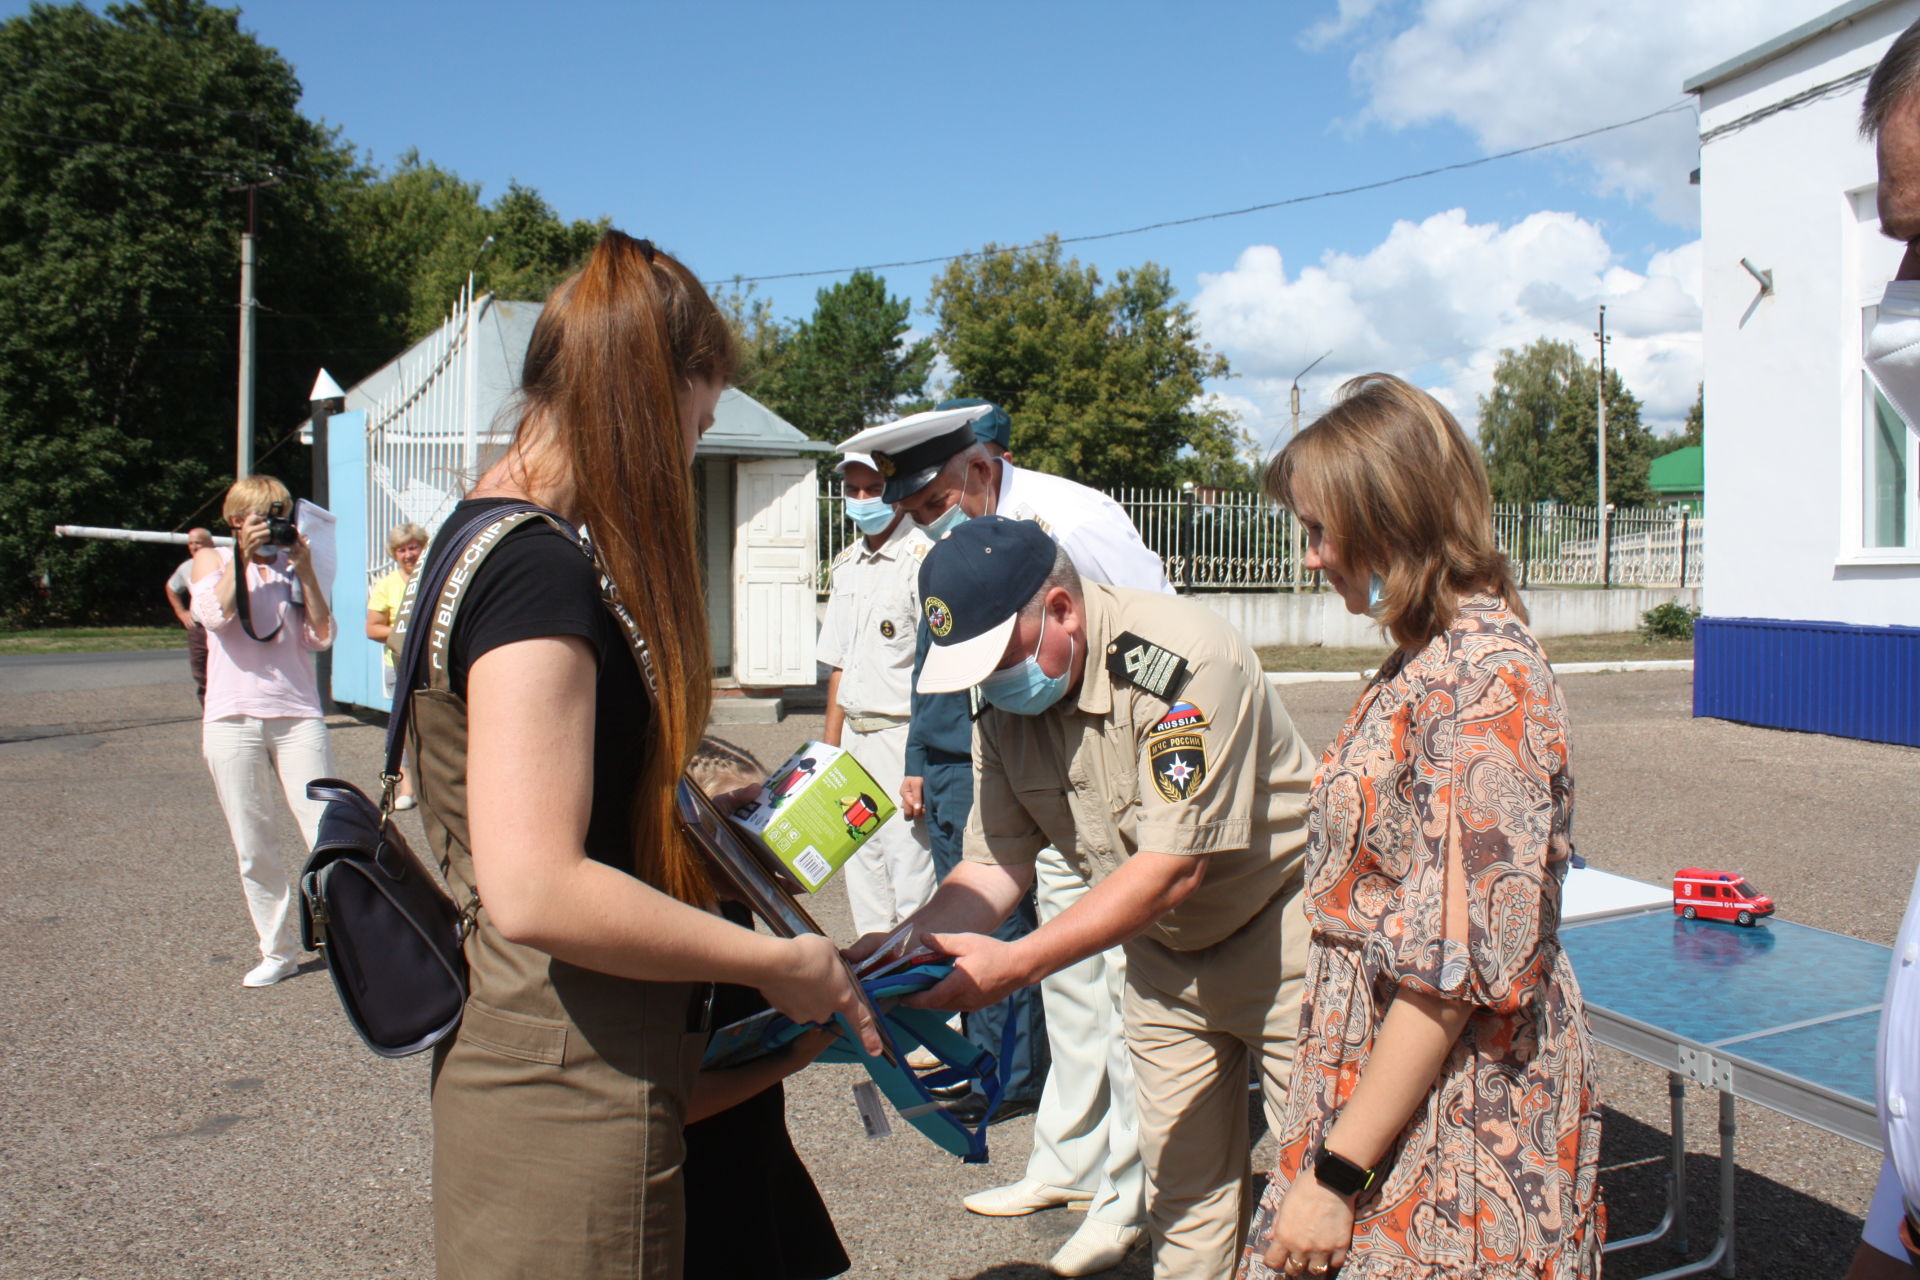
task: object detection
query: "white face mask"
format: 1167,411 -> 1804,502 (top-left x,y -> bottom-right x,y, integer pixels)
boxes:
1864,281 -> 1920,436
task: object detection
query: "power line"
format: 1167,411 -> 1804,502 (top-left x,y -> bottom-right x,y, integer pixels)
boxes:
708,101 -> 1698,287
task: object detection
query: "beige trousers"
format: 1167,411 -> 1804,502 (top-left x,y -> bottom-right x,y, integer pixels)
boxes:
1123,886 -> 1308,1280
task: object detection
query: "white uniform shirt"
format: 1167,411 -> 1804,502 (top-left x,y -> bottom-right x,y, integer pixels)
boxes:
994,463 -> 1173,595
1881,864 -> 1920,1217
817,517 -> 932,718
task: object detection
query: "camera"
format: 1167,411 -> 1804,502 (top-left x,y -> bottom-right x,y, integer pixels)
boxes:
264,501 -> 299,547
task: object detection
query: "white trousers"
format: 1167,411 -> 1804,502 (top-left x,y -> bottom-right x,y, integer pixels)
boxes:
1024,844 -> 1146,1228
840,719 -> 936,936
202,716 -> 334,963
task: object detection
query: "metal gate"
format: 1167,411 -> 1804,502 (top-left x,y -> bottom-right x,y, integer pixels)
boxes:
359,282 -> 486,594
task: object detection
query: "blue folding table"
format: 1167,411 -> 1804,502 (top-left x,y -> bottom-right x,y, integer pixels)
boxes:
1559,886 -> 1889,1279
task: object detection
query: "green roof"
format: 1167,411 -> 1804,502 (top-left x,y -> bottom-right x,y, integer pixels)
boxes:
1648,445 -> 1704,493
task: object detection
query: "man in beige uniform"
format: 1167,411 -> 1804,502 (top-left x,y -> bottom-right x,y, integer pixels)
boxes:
865,515 -> 1313,1280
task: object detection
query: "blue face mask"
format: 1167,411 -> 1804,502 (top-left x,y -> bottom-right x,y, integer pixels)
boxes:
846,496 -> 895,536
916,466 -> 975,541
1367,573 -> 1387,618
980,610 -> 1075,716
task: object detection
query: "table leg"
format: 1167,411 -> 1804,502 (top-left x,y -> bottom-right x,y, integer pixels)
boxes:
1607,1071 -> 1690,1255
1607,1083 -> 1740,1280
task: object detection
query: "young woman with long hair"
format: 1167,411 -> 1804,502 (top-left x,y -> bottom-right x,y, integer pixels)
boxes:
409,231 -> 878,1280
1240,374 -> 1603,1280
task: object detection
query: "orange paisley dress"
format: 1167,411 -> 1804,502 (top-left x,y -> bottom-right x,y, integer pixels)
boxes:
1240,595 -> 1604,1280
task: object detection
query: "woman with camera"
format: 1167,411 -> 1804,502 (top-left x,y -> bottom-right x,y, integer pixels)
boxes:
189,475 -> 335,989
1240,375 -> 1602,1280
410,231 -> 879,1280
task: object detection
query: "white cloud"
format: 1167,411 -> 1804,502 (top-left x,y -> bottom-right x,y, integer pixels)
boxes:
1321,0 -> 1828,226
1192,208 -> 1703,447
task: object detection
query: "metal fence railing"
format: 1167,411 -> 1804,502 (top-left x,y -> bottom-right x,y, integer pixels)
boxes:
1491,502 -> 1703,589
818,487 -> 1704,594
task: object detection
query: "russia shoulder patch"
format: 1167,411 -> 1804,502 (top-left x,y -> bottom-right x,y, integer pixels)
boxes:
1148,700 -> 1208,737
1106,631 -> 1192,702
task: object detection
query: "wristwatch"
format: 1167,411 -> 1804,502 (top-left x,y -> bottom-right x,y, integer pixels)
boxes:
1312,1138 -> 1378,1198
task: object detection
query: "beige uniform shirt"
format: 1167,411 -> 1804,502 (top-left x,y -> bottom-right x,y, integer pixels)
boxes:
962,582 -> 1313,951
816,518 -> 931,718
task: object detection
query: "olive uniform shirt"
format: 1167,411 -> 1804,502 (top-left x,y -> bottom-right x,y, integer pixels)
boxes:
962,582 -> 1314,952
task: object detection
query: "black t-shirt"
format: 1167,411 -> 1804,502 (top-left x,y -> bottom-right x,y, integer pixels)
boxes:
428,498 -> 653,874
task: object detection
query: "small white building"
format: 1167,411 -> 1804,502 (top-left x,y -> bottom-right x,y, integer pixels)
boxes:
1685,0 -> 1920,747
308,292 -> 826,712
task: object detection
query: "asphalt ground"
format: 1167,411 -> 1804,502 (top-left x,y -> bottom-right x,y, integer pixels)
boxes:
2,655 -> 1914,1280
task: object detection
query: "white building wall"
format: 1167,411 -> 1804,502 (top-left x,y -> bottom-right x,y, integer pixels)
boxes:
1697,0 -> 1920,628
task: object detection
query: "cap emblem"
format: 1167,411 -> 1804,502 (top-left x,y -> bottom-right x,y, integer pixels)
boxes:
926,597 -> 953,638
874,453 -> 897,478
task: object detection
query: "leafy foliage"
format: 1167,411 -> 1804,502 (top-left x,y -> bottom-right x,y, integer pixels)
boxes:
714,279 -> 794,405
1639,600 -> 1701,642
751,270 -> 932,440
1476,338 -> 1658,508
0,3 -> 610,623
0,0 -> 375,622
1656,382 -> 1704,456
929,236 -> 1250,489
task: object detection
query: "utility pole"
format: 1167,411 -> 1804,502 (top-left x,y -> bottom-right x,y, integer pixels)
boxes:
235,229 -> 257,479
1595,305 -> 1612,587
1287,350 -> 1331,593
230,173 -> 282,479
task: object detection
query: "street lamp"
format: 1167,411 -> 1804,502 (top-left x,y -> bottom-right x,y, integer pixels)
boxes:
1289,350 -> 1333,442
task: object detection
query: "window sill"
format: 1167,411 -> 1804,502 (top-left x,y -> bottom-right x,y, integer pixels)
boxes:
1834,551 -> 1920,567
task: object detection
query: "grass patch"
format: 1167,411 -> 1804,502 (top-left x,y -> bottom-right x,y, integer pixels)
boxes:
1257,631 -> 1692,673
0,626 -> 186,654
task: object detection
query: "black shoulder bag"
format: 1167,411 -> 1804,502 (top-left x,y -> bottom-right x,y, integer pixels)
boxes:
299,502 -> 548,1058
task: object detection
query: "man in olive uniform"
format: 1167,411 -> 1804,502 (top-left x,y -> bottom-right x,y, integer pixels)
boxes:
864,515 -> 1314,1280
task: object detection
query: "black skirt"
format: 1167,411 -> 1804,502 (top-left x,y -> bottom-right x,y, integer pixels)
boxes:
682,910 -> 849,1280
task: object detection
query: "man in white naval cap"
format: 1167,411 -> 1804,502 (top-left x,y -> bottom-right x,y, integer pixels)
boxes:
840,400 -> 1169,1276
817,450 -> 937,936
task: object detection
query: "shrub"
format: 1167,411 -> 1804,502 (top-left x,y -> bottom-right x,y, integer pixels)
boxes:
1639,601 -> 1701,643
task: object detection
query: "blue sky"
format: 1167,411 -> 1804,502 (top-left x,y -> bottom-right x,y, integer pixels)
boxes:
13,0 -> 1838,440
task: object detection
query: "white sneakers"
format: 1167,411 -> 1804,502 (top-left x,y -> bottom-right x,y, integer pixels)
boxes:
962,1179 -> 1092,1217
1047,1219 -> 1144,1277
243,956 -> 299,988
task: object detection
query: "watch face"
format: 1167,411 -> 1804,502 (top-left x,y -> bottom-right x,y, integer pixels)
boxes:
1314,1145 -> 1373,1197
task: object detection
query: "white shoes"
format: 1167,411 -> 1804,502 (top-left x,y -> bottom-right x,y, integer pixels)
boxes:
243,956 -> 299,988
1048,1219 -> 1144,1277
962,1178 -> 1092,1217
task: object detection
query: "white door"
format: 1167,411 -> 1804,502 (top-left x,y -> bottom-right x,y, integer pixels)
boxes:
733,457 -> 819,686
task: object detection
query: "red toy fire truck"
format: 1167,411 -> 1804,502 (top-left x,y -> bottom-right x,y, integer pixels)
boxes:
1672,868 -> 1775,927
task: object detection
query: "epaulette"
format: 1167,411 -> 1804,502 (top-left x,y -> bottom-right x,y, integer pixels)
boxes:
1105,631 -> 1192,702
831,541 -> 860,567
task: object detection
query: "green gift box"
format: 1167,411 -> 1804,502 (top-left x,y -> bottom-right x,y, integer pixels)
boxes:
727,740 -> 897,892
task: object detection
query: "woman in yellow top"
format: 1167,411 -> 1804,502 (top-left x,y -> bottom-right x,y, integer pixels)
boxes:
365,521 -> 426,805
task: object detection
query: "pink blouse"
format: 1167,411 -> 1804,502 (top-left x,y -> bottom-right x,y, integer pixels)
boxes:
190,548 -> 332,722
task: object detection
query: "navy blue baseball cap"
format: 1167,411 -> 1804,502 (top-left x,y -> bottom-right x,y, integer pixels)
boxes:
916,516 -> 1057,693
937,397 -> 1011,451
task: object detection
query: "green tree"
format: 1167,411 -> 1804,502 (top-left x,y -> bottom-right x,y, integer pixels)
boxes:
1656,382 -> 1703,456
929,236 -> 1248,489
714,278 -> 795,406
345,162 -> 604,342
0,0 -> 377,623
754,270 -> 931,440
1476,338 -> 1657,508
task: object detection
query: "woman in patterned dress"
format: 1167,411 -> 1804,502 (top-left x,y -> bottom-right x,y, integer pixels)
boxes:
1240,374 -> 1604,1280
